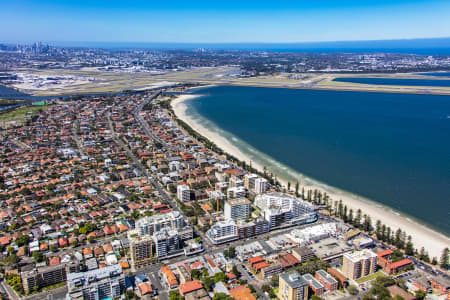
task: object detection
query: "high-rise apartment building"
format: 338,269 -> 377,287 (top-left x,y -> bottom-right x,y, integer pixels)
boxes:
153,228 -> 180,257
342,250 -> 377,280
224,198 -> 251,220
130,235 -> 153,270
254,177 -> 268,194
278,271 -> 309,300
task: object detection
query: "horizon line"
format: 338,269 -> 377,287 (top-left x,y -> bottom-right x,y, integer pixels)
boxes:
2,36 -> 450,46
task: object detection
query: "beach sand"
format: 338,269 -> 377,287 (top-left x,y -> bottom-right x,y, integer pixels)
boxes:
172,94 -> 450,258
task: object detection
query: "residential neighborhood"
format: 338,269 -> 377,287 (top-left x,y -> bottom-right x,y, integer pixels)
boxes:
0,87 -> 448,300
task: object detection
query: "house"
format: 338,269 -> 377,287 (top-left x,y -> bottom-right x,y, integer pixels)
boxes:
229,285 -> 256,300
179,280 -> 203,296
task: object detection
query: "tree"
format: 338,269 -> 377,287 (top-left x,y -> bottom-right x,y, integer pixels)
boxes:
213,293 -> 233,300
232,265 -> 240,277
202,277 -> 215,291
376,220 -> 382,240
381,224 -> 387,241
363,215 -> 372,232
224,246 -> 235,258
261,285 -> 271,293
440,247 -> 449,269
214,272 -> 227,283
354,209 -> 362,228
15,235 -> 30,247
386,227 -> 392,243
348,209 -> 354,224
415,290 -> 427,300
125,290 -> 138,299
347,285 -> 359,295
169,290 -> 182,300
270,274 -> 279,287
405,241 -> 414,256
392,250 -> 404,262
295,181 -> 299,197
311,295 -> 322,300
32,251 -> 45,263
191,269 -> 202,280
2,254 -> 19,266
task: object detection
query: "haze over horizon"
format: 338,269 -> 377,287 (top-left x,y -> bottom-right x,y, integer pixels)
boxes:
2,0 -> 450,44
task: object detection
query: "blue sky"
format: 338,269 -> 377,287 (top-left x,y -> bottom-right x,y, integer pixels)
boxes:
1,0 -> 450,43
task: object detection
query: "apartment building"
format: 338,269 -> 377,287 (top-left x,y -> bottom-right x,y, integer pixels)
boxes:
261,263 -> 283,279
342,250 -> 377,280
292,246 -> 316,263
236,218 -> 270,239
177,184 -> 195,202
153,228 -> 180,257
255,192 -> 316,229
206,219 -> 238,244
227,186 -> 246,199
66,264 -> 126,300
130,235 -> 153,270
315,269 -> 338,292
254,177 -> 268,194
303,273 -> 325,296
278,270 -> 309,300
136,211 -> 186,236
22,263 -> 71,294
224,198 -> 251,220
244,173 -> 258,190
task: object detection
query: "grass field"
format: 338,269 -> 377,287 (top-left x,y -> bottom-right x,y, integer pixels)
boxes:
0,104 -> 51,121
355,271 -> 386,284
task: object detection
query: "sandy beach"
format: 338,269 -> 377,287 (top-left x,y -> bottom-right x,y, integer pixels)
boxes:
172,93 -> 450,258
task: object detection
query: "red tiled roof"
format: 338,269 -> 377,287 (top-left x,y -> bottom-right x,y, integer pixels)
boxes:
226,272 -> 237,280
139,282 -> 152,295
49,256 -> 61,266
387,259 -> 412,270
377,249 -> 394,257
229,285 -> 256,300
253,262 -> 271,270
283,254 -> 300,265
248,256 -> 265,264
179,280 -> 203,295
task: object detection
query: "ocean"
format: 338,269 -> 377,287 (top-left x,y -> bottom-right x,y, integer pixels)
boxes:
417,72 -> 450,77
186,86 -> 450,235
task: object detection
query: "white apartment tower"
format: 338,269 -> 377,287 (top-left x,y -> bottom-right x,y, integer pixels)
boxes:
224,198 -> 251,220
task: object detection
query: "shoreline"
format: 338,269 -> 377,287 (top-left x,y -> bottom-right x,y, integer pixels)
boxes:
171,93 -> 450,259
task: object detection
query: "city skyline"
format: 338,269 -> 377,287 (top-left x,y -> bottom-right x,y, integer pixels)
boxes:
2,0 -> 450,43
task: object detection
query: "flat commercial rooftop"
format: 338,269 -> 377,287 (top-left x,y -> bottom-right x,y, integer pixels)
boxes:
310,237 -> 353,260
